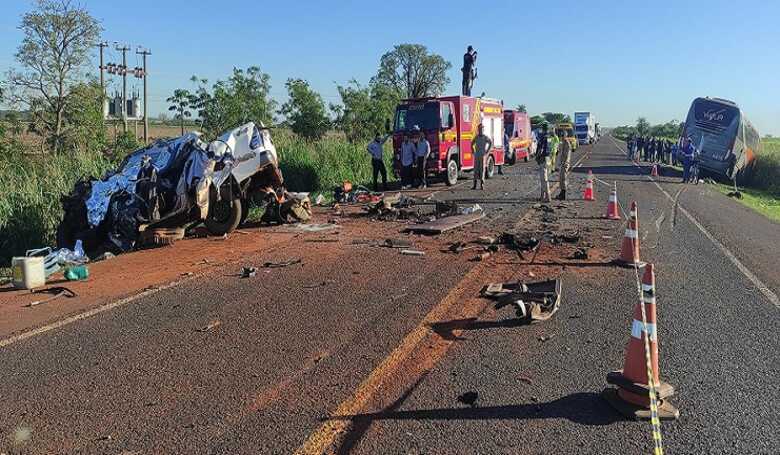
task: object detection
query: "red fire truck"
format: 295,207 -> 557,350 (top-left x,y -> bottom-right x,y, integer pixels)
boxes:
503,110 -> 534,164
392,95 -> 506,186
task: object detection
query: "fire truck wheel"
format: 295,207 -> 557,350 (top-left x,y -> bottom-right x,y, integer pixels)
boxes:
445,158 -> 459,186
486,156 -> 495,179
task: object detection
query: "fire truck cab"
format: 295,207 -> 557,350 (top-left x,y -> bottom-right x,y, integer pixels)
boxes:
503,110 -> 533,164
392,95 -> 505,186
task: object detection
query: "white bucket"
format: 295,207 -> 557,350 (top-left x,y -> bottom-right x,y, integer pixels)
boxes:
11,256 -> 46,290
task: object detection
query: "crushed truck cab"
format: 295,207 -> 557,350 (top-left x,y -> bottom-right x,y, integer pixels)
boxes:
392,95 -> 506,186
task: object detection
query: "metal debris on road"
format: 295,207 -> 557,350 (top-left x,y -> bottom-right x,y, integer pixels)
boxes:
405,211 -> 485,234
240,266 -> 257,278
26,287 -> 77,307
198,320 -> 221,332
383,238 -> 413,249
472,252 -> 492,262
538,334 -> 556,342
261,259 -> 302,269
477,236 -> 495,245
572,248 -> 589,260
482,279 -> 562,322
400,249 -> 425,256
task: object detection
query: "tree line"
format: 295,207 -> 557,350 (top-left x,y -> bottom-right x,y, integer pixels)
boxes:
612,117 -> 683,140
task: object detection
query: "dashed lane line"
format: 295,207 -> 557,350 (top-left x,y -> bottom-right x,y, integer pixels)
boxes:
606,135 -> 779,310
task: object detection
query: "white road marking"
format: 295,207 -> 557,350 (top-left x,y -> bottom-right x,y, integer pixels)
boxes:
0,275 -> 196,349
606,136 -> 780,309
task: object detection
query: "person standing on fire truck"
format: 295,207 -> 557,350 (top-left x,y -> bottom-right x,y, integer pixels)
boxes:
462,46 -> 477,96
471,123 -> 492,190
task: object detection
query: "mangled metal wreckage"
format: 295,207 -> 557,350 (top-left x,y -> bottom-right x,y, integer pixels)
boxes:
58,122 -> 287,254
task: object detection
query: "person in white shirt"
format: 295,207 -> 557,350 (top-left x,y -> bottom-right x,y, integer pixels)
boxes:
367,132 -> 391,191
412,127 -> 431,188
400,133 -> 415,189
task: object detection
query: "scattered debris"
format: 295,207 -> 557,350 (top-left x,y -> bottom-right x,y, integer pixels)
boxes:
482,279 -> 562,323
405,211 -> 485,234
477,236 -> 495,245
304,238 -> 340,243
727,191 -> 743,199
314,194 -> 326,206
400,249 -> 425,256
26,287 -> 77,307
571,248 -> 589,260
94,251 -> 115,262
383,238 -> 413,249
457,391 -> 479,407
199,320 -> 221,332
538,334 -> 556,342
181,271 -> 194,277
472,252 -> 492,262
286,223 -> 338,233
499,232 -> 540,253
261,259 -> 302,269
518,375 -> 533,384
64,265 -> 89,281
240,266 -> 257,278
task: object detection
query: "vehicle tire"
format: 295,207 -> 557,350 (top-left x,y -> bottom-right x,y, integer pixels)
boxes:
239,198 -> 250,226
205,196 -> 242,235
486,156 -> 495,179
445,158 -> 459,186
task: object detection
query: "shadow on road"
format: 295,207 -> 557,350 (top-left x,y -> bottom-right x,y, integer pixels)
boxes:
332,392 -> 623,430
428,317 -> 530,341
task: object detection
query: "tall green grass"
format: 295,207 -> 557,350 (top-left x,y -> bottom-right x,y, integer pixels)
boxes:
752,138 -> 780,195
0,130 -> 394,265
0,147 -> 117,265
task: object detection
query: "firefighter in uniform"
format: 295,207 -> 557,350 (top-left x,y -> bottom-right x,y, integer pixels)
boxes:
471,123 -> 492,190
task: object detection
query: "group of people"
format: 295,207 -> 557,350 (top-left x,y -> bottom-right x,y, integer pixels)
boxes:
367,126 -> 431,191
535,124 -> 572,202
626,134 -> 701,183
627,135 -> 677,165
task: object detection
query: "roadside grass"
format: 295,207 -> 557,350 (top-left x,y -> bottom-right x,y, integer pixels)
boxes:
0,130 -> 393,265
715,184 -> 780,223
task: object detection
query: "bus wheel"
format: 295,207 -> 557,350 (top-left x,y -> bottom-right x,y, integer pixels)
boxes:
486,156 -> 496,179
445,158 -> 459,186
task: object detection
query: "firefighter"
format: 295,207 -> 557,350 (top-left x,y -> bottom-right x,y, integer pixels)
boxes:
367,132 -> 391,191
413,126 -> 431,188
535,124 -> 552,202
461,45 -> 477,96
471,123 -> 492,190
400,133 -> 415,189
556,129 -> 572,200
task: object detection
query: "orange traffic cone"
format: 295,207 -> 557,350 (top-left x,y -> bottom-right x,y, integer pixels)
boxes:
605,186 -> 620,220
651,164 -> 659,177
583,170 -> 595,201
614,201 -> 645,268
603,264 -> 679,420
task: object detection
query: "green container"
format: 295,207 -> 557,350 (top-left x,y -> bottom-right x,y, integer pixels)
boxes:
64,265 -> 89,281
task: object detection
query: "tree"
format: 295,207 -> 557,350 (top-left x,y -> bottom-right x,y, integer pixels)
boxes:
372,44 -> 451,99
167,89 -> 192,135
279,79 -> 330,140
190,67 -> 277,138
7,0 -> 102,152
636,117 -> 650,136
516,104 -> 527,113
541,112 -> 571,124
331,79 -> 399,142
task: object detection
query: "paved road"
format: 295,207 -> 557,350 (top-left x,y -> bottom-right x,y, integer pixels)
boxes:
1,139 -> 777,454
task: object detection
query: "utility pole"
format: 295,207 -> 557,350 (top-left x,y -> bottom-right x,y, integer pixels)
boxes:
136,48 -> 152,144
116,44 -> 130,133
98,42 -> 109,95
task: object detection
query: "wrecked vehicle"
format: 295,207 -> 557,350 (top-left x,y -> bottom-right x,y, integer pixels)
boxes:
57,122 -> 284,254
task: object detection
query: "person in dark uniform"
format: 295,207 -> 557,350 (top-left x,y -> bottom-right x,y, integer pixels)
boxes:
461,46 -> 477,96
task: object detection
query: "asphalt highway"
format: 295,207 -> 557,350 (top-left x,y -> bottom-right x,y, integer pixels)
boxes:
0,138 -> 777,454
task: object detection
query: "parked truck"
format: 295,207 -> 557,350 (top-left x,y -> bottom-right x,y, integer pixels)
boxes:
574,112 -> 597,145
503,110 -> 534,164
392,95 -> 505,186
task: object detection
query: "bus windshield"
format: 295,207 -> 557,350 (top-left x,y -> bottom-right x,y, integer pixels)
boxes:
395,103 -> 440,131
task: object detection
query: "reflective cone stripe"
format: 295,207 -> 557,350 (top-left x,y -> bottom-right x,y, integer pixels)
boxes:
584,170 -> 595,201
617,201 -> 641,264
605,190 -> 620,219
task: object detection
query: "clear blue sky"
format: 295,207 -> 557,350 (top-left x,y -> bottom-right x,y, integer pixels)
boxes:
1,0 -> 778,135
